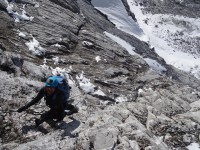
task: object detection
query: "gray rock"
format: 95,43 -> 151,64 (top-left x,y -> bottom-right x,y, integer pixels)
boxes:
0,0 -> 200,149
89,128 -> 119,150
0,52 -> 23,76
49,0 -> 80,13
23,61 -> 51,81
0,115 -> 3,124
0,0 -> 8,11
0,11 -> 14,36
105,67 -> 129,77
15,0 -> 36,5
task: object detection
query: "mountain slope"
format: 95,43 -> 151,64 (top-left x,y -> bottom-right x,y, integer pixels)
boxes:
121,0 -> 200,79
0,0 -> 200,149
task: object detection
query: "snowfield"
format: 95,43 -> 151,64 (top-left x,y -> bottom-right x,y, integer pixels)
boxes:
92,0 -> 200,79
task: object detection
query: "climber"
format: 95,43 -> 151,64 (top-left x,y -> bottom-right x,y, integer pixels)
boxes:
17,75 -> 78,126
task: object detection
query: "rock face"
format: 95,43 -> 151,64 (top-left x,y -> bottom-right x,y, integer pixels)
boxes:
0,0 -> 200,149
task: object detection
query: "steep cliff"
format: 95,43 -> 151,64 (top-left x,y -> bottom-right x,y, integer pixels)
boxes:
0,0 -> 200,149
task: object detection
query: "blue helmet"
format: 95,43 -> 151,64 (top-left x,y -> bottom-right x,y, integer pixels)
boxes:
45,76 -> 59,87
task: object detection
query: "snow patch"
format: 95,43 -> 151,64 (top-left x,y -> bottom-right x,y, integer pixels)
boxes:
53,43 -> 62,48
17,30 -> 26,37
43,58 -> 47,64
76,72 -> 95,94
116,95 -> 128,103
94,90 -> 106,96
40,63 -> 49,70
105,32 -> 137,55
76,72 -> 105,96
95,56 -> 101,62
144,58 -> 167,73
6,1 -> 34,22
25,37 -> 45,55
138,89 -> 144,97
51,67 -> 72,76
52,57 -> 59,65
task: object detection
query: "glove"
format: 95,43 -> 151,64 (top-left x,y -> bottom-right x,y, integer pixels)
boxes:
17,106 -> 26,113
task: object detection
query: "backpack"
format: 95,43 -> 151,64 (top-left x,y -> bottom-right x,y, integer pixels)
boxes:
45,75 -> 70,100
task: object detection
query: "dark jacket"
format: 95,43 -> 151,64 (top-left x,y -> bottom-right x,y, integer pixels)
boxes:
17,85 -> 75,121
20,87 -> 66,112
